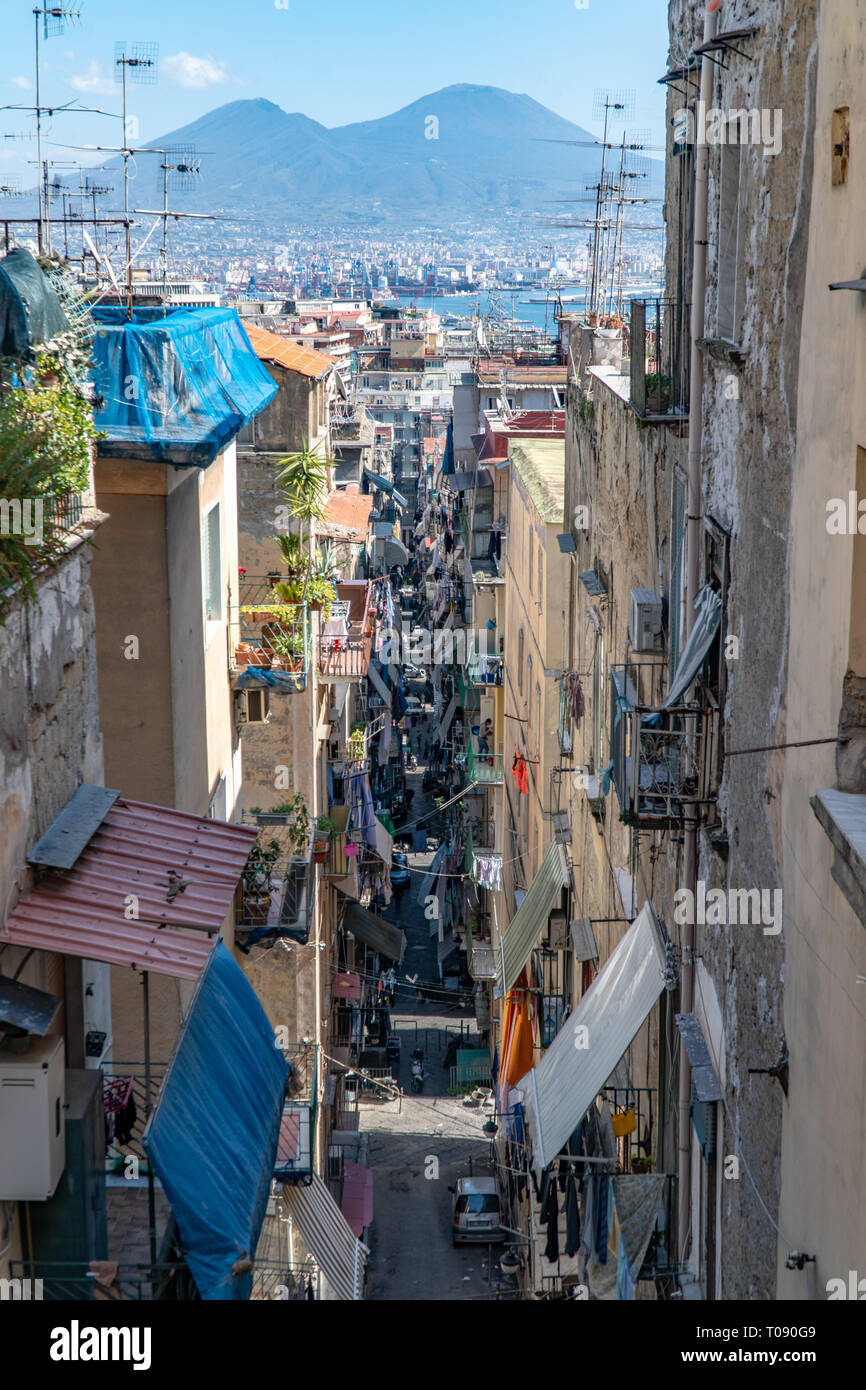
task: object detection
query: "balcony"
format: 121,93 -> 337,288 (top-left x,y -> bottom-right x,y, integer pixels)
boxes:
610,663 -> 719,828
629,297 -> 689,422
237,829 -> 316,945
466,738 -> 504,785
467,653 -> 503,687
234,578 -> 311,693
317,580 -> 375,682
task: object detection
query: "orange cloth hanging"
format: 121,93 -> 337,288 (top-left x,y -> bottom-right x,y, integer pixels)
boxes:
505,995 -> 534,1086
512,750 -> 528,794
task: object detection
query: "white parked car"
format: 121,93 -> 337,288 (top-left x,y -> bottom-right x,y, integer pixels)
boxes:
449,1176 -> 505,1245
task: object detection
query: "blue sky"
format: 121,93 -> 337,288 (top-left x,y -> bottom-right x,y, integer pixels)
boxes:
1,0 -> 669,179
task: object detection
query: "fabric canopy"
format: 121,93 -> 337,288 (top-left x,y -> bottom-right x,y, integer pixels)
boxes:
657,583 -> 722,711
344,902 -> 405,962
522,902 -> 667,1176
282,1172 -> 368,1300
495,840 -> 570,995
142,940 -> 289,1299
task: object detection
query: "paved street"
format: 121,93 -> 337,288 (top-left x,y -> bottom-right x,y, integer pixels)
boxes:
360,704 -> 500,1301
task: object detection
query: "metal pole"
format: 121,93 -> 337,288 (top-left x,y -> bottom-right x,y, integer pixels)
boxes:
121,62 -> 133,318
34,9 -> 44,254
143,970 -> 157,1278
678,0 -> 719,1270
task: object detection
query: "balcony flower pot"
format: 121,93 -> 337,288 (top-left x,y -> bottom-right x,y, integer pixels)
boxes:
344,841 -> 359,858
313,841 -> 329,863
645,373 -> 672,415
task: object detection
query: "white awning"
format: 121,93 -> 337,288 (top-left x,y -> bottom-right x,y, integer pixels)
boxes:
416,843 -> 446,906
523,901 -> 667,1176
495,840 -> 570,995
436,690 -> 458,744
281,1172 -> 369,1300
373,815 -> 393,866
366,662 -> 391,705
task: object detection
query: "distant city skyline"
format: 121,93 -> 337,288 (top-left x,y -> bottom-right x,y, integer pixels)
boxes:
1,0 -> 669,178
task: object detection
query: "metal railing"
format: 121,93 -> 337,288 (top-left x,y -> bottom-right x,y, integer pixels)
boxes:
103,1062 -> 168,1168
466,739 -> 504,785
234,578 -> 311,690
467,654 -> 503,686
629,297 -> 689,420
610,663 -> 718,827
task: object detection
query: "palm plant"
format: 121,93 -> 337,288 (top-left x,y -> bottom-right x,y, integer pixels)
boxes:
276,438 -> 332,552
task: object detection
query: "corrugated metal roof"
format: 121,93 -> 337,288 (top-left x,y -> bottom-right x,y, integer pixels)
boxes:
244,324 -> 334,379
496,840 -> 570,995
1,797 -> 258,980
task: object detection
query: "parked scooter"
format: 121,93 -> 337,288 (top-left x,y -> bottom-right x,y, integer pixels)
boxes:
410,1047 -> 426,1094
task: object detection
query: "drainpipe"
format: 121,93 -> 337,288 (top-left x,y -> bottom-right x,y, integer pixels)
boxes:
677,0 -> 720,1272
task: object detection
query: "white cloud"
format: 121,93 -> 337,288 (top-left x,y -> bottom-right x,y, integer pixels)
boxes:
69,61 -> 114,97
11,76 -> 32,90
163,52 -> 230,89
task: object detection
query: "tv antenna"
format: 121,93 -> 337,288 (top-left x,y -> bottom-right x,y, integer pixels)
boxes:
115,40 -> 159,315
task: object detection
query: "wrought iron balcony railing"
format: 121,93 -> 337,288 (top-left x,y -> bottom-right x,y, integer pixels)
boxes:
610,663 -> 718,828
628,297 -> 689,422
233,577 -> 311,692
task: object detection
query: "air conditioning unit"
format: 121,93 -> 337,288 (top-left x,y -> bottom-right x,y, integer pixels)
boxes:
0,1036 -> 66,1200
629,588 -> 664,652
548,909 -> 569,950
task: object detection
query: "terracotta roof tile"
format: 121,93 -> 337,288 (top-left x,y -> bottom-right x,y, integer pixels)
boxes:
244,324 -> 335,379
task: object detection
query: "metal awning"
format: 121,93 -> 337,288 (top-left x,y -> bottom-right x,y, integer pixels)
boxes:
332,972 -> 362,1002
416,844 -> 446,906
341,1161 -> 374,1239
344,902 -> 405,963
366,660 -> 391,705
142,940 -> 289,1299
282,1172 -> 368,1301
0,795 -> 257,980
495,840 -> 570,995
364,468 -> 408,510
523,902 -> 667,1175
0,974 -> 62,1035
570,917 -> 599,963
675,1012 -> 723,1102
449,470 -> 479,492
436,690 -> 458,744
383,537 -> 409,567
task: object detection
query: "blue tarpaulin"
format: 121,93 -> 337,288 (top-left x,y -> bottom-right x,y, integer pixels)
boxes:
142,940 -> 288,1300
90,307 -> 278,466
0,249 -> 68,356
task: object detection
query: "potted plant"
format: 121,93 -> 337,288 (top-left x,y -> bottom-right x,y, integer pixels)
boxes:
645,372 -> 672,414
313,814 -> 336,862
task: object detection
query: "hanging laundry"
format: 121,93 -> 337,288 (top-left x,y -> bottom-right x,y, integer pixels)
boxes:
565,1171 -> 582,1257
543,1172 -> 560,1263
562,671 -> 585,728
472,852 -> 502,891
512,751 -> 528,794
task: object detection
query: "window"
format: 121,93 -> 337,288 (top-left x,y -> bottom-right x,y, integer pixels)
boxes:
535,683 -> 541,763
528,527 -> 534,592
591,631 -> 606,773
717,138 -> 745,342
669,469 -> 687,678
208,775 -> 227,822
517,628 -> 524,694
247,689 -> 269,723
538,549 -> 543,611
832,107 -> 850,187
203,503 -> 222,622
